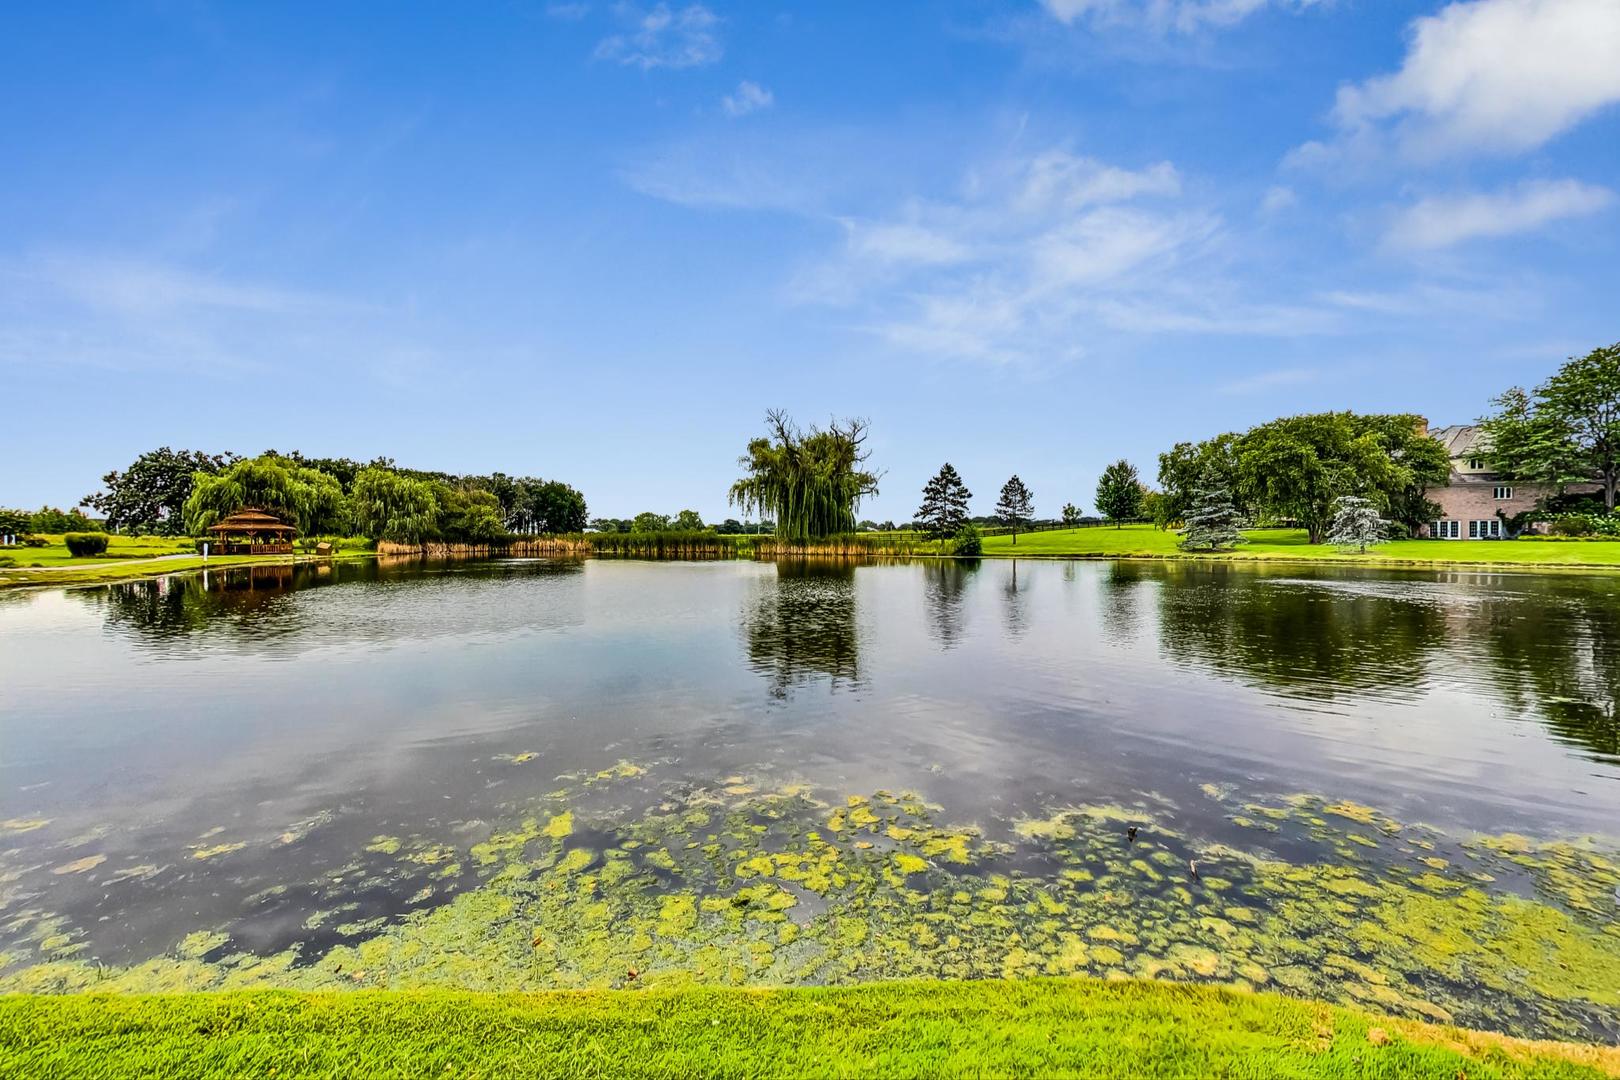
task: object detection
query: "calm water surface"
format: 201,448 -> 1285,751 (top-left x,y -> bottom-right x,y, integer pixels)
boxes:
2,556 -> 1618,976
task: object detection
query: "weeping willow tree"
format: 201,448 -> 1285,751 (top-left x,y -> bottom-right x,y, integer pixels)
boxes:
182,456 -> 346,535
729,411 -> 880,541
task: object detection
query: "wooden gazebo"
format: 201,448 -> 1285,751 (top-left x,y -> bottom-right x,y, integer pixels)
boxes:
205,508 -> 296,555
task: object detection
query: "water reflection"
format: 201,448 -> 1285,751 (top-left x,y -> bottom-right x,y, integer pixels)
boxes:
1155,564 -> 1447,703
741,559 -> 862,698
65,556 -> 588,656
1000,560 -> 1029,638
1471,583 -> 1620,764
921,559 -> 979,648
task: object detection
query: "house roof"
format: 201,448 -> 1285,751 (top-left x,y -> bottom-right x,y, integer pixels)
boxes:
1432,424 -> 1487,459
206,508 -> 296,534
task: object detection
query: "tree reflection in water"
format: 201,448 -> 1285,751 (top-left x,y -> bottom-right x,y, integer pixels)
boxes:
1156,564 -> 1447,702
921,558 -> 979,649
741,559 -> 862,698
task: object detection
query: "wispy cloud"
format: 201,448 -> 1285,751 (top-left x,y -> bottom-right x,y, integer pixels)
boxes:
721,80 -> 774,118
1290,0 -> 1620,166
1259,185 -> 1297,214
594,3 -> 721,70
1039,0 -> 1326,34
1217,366 -> 1319,395
786,148 -> 1334,365
1384,179 -> 1614,250
545,2 -> 591,20
0,253 -> 428,380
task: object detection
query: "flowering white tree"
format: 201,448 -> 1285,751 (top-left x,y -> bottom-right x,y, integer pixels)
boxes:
1327,495 -> 1385,553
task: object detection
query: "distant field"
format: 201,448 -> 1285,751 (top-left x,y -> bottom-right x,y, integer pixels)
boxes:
3,980 -> 1616,1080
980,524 -> 1620,567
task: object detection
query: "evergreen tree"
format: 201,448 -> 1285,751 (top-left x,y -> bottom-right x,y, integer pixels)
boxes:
1094,460 -> 1144,527
1327,494 -> 1385,553
917,463 -> 972,538
995,475 -> 1035,545
1178,473 -> 1246,552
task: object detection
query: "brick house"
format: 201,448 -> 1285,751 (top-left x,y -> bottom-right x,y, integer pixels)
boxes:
1423,424 -> 1599,539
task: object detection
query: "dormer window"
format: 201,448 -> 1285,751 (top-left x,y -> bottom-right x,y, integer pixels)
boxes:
1467,458 -> 1485,470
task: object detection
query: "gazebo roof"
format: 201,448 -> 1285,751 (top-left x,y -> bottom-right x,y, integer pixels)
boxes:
207,508 -> 296,534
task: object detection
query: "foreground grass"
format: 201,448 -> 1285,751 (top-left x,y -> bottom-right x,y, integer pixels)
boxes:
982,524 -> 1620,568
2,980 -> 1616,1079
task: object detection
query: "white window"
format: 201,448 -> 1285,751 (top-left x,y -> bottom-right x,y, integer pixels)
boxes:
1494,486 -> 1513,500
1469,519 -> 1501,539
1469,520 -> 1479,539
1467,458 -> 1486,470
1433,520 -> 1460,539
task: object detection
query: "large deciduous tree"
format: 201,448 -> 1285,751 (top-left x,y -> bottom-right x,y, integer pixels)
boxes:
183,456 -> 346,536
730,410 -> 880,541
1231,412 -> 1445,543
350,468 -> 440,543
672,509 -> 706,531
86,447 -> 237,535
632,512 -> 672,533
916,463 -> 972,538
1481,344 -> 1620,509
995,475 -> 1034,545
1094,460 -> 1143,527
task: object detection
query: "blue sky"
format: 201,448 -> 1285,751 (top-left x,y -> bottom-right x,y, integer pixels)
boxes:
3,0 -> 1618,523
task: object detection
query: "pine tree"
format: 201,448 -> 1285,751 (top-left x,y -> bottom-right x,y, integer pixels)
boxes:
1178,473 -> 1246,551
917,463 -> 972,538
1094,460 -> 1144,527
1327,494 -> 1385,553
995,475 -> 1035,545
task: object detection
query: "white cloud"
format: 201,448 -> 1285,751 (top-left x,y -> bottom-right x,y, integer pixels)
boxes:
1259,185 -> 1297,213
595,3 -> 721,70
721,80 -> 774,118
1385,178 -> 1614,250
838,220 -> 970,266
785,149 -> 1334,365
545,2 -> 591,20
1310,0 -> 1620,162
1040,0 -> 1324,34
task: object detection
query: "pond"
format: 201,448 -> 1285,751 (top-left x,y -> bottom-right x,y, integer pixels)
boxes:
1,557 -> 1617,1039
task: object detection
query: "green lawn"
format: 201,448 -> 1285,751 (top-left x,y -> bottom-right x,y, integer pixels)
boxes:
0,533 -> 196,567
0,535 -> 376,588
2,980 -> 1615,1079
982,524 -> 1620,568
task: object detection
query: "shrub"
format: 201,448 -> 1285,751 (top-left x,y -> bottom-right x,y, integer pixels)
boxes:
951,524 -> 983,557
63,532 -> 110,557
20,535 -> 49,547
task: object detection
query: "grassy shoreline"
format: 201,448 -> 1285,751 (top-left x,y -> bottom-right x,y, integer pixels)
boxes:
4,980 -> 1617,1079
7,523 -> 1620,590
979,524 -> 1620,570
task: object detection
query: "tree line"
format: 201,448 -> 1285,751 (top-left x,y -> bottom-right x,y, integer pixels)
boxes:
72,447 -> 588,544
